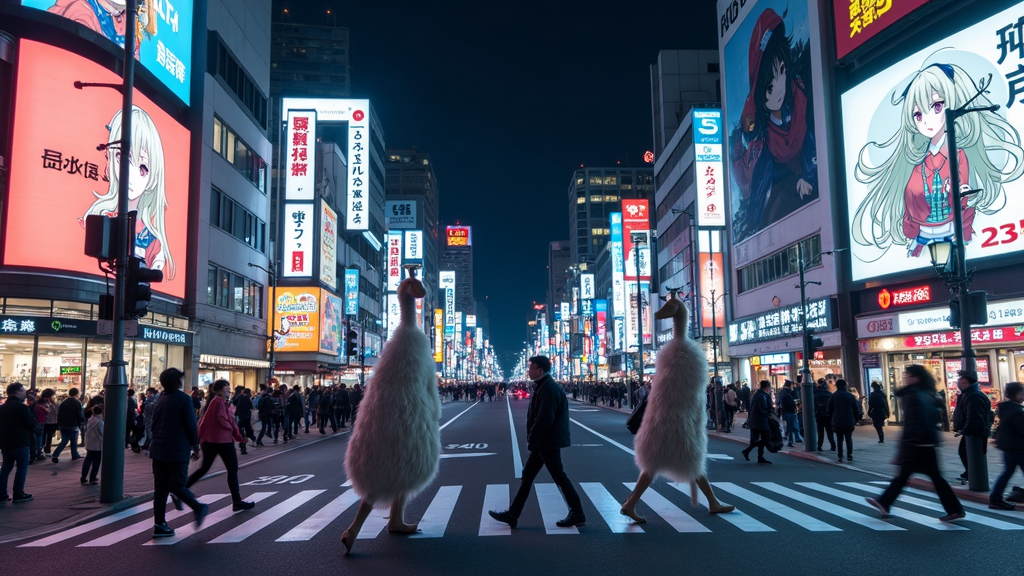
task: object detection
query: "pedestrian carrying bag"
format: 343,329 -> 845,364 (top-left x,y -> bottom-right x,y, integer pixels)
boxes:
766,414 -> 784,453
626,397 -> 648,435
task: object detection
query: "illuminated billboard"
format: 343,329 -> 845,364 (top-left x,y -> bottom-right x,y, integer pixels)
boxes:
271,288 -> 320,353
24,0 -> 195,105
621,200 -> 651,282
439,271 -> 456,333
700,251 -> 727,328
446,226 -> 471,247
833,0 -> 933,61
344,268 -> 359,316
434,308 -> 444,363
693,109 -> 726,227
387,231 -> 403,292
610,212 -> 626,320
320,200 -> 337,289
5,40 -> 190,298
386,200 -> 417,229
844,3 -> 1024,283
320,290 -> 343,356
282,202 -> 314,278
286,111 -> 317,201
580,273 -> 595,301
723,0 -> 820,243
404,230 -> 423,261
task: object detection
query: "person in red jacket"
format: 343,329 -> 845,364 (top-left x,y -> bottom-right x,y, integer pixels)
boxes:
184,380 -> 254,512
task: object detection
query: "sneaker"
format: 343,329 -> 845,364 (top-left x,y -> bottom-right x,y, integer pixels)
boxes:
847,455 -> 853,462
865,497 -> 890,517
51,457 -> 58,464
939,511 -> 966,523
232,501 -> 256,512
152,522 -> 175,538
194,503 -> 210,528
81,478 -> 88,486
12,493 -> 33,503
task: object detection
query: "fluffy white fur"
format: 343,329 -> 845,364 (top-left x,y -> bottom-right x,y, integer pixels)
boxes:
634,301 -> 708,483
344,277 -> 441,505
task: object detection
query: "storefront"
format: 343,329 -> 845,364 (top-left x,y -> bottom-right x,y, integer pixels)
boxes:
198,354 -> 267,392
856,297 -> 1024,424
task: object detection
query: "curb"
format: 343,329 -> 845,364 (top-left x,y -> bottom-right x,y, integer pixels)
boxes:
0,428 -> 351,545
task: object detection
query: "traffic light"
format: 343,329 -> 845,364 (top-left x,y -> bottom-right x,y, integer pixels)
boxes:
804,330 -> 824,357
124,256 -> 163,319
346,330 -> 359,358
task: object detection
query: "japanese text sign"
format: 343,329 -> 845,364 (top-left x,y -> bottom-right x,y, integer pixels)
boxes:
344,268 -> 360,316
387,231 -> 403,292
728,298 -> 834,345
282,202 -> 314,278
320,200 -> 337,288
385,200 -> 417,229
693,109 -> 726,227
286,110 -> 316,200
834,0 -> 933,60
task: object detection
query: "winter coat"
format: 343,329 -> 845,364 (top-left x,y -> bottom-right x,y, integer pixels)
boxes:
995,401 -> 1024,453
748,389 -> 773,430
813,388 -> 832,420
316,393 -> 334,415
827,390 -> 863,430
232,394 -> 253,421
84,415 -> 104,451
868,390 -> 890,420
57,397 -> 85,429
257,393 -> 275,421
44,400 -> 58,424
896,384 -> 942,448
198,396 -> 244,444
952,385 -> 992,437
334,390 -> 351,409
34,401 -> 51,424
148,389 -> 199,462
634,302 -> 707,482
779,388 -> 797,414
344,276 -> 441,504
286,393 -> 304,418
0,397 -> 35,450
526,374 -> 571,452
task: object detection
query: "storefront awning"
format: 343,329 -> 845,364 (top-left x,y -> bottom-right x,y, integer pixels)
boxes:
199,354 -> 270,369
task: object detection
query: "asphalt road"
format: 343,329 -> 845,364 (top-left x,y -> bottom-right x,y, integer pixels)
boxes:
4,395 -> 1024,575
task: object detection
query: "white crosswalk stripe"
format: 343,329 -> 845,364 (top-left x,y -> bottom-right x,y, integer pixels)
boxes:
15,480 -> 1024,548
868,481 -> 1024,520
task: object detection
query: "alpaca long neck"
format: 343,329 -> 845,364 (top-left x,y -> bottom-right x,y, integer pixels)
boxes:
672,312 -> 687,339
399,293 -> 417,326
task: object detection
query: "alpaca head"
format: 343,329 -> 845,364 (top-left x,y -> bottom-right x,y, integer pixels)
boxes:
654,294 -> 689,332
398,276 -> 427,301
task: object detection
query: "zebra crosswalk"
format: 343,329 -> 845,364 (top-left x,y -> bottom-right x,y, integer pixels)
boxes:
14,479 -> 1024,549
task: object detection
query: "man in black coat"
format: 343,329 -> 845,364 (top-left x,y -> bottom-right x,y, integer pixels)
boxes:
51,387 -> 85,463
231,387 -> 256,453
149,368 -> 208,538
868,382 -> 891,443
827,379 -> 863,463
489,355 -> 585,529
0,383 -> 36,503
813,380 -> 836,452
990,381 -> 1024,509
953,370 -> 992,481
742,380 -> 774,464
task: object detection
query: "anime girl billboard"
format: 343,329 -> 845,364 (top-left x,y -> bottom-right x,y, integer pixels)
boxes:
843,4 -> 1024,282
725,2 -> 820,244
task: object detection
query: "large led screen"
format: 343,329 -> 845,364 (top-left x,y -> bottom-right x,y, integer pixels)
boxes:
844,4 -> 1024,282
23,0 -> 194,105
6,40 -> 190,298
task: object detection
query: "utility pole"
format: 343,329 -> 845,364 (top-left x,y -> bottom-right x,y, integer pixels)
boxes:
98,0 -> 137,504
797,242 -> 819,453
707,229 -> 724,431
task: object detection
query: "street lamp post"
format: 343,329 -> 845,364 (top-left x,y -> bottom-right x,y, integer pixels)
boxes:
248,261 -> 278,386
631,231 -> 647,410
796,242 -> 820,454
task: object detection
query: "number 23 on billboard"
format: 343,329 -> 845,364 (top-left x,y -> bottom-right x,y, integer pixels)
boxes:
980,219 -> 1024,248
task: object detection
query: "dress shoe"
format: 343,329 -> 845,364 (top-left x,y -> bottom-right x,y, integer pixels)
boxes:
837,457 -> 845,463
12,493 -> 32,503
757,458 -> 772,464
556,512 -> 586,528
171,495 -> 183,511
152,522 -> 175,538
741,449 -> 750,461
488,509 -> 517,528
232,501 -> 256,512
939,511 -> 966,523
989,499 -> 1016,511
194,503 -> 210,528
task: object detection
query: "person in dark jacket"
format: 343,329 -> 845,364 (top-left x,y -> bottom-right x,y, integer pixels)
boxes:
742,380 -> 774,464
255,389 -> 277,445
868,381 -> 891,443
52,387 -> 85,463
952,370 -> 992,482
990,382 -> 1024,510
335,384 -> 351,428
317,386 -> 335,434
231,387 -> 256,453
0,382 -> 36,503
813,380 -> 836,452
489,356 -> 585,529
149,368 -> 208,538
286,386 -> 304,438
739,383 -> 751,412
779,380 -> 802,446
349,384 -> 363,424
827,379 -> 863,463
866,365 -> 964,522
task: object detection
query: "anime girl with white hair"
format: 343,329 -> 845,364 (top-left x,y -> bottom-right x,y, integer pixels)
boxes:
852,61 -> 1024,259
82,105 -> 175,279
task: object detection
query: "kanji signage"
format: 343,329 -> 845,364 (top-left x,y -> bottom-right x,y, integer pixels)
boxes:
0,316 -> 94,336
728,298 -> 835,345
580,274 -> 595,300
286,110 -> 317,200
878,285 -> 931,309
387,231 -> 403,292
622,200 -> 650,282
282,202 -> 314,278
320,200 -> 337,289
385,200 -> 417,229
447,226 -> 471,247
344,268 -> 360,316
404,230 -> 423,262
834,0 -> 933,61
903,326 -> 1024,349
347,113 -> 369,231
610,212 -> 626,322
693,108 -> 726,227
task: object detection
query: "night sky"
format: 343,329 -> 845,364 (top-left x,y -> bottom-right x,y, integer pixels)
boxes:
272,0 -> 719,371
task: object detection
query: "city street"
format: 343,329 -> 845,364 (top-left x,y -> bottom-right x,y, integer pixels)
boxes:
2,397 -> 1023,575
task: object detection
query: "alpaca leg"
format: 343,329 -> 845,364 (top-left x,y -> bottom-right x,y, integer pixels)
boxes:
620,470 -> 652,523
696,476 -> 735,514
387,493 -> 418,534
341,499 -> 374,554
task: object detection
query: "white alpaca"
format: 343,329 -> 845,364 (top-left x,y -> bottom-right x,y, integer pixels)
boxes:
620,294 -> 734,522
341,269 -> 441,553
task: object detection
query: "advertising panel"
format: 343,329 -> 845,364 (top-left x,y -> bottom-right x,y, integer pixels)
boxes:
347,109 -> 369,231
344,268 -> 360,316
466,314 -> 477,329
440,271 -> 456,332
320,199 -> 337,289
434,308 -> 444,363
386,294 -> 401,340
844,4 -> 1024,283
560,302 -> 570,321
386,231 -> 403,292
621,200 -> 651,282
625,282 -> 653,349
833,0 -> 933,61
610,212 -> 626,318
5,41 -> 190,298
596,299 -> 608,362
693,109 -> 726,227
404,230 -> 423,262
320,290 -> 343,355
286,110 -> 317,200
282,202 -> 314,278
580,273 -> 595,300
446,226 -> 472,247
271,288 -> 320,352
386,200 -> 417,229
24,0 -> 195,105
700,250 -> 727,328
727,297 -> 834,345
724,0 -> 820,243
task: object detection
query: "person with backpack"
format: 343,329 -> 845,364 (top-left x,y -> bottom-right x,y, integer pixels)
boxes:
255,388 -> 275,446
866,365 -> 964,522
827,379 -> 863,464
317,386 -> 335,434
813,379 -> 836,452
868,381 -> 891,443
953,370 -> 993,482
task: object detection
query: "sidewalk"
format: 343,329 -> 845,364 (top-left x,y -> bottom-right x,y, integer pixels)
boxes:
0,425 -> 349,544
571,398 -> 1020,505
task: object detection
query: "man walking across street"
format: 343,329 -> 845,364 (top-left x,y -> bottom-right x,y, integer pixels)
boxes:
150,368 -> 208,538
489,355 -> 586,529
814,379 -> 836,452
742,380 -> 774,464
953,370 -> 992,482
868,381 -> 890,443
52,387 -> 85,463
827,379 -> 862,464
0,382 -> 35,503
779,380 -> 802,447
990,381 -> 1024,510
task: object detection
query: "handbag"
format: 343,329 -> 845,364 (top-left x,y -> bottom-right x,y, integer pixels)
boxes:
766,414 -> 784,453
625,397 -> 648,435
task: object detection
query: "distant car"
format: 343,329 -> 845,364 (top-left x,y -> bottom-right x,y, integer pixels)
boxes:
513,389 -> 530,400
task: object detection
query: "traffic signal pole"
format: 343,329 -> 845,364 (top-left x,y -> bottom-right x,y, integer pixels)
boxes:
100,0 -> 136,503
797,242 -> 818,454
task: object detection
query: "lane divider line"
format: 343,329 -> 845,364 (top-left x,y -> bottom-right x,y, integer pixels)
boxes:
440,401 -> 480,431
570,418 -> 635,456
507,396 -> 524,479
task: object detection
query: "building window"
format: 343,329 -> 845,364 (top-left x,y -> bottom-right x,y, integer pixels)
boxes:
211,33 -> 268,129
212,117 -> 268,193
603,176 -> 617,186
737,235 -> 821,293
589,176 -> 602,185
211,187 -> 266,253
207,263 -> 264,318
576,196 -> 586,204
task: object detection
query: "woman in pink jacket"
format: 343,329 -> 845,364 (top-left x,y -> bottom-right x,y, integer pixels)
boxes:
184,380 -> 254,511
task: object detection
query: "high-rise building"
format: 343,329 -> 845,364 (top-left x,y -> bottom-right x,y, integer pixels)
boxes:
568,167 -> 654,266
385,148 -> 440,329
650,50 -> 719,158
546,241 -> 572,325
270,22 -> 350,100
439,224 -> 474,315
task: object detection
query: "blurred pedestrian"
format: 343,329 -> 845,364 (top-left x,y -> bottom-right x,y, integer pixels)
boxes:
813,379 -> 836,452
952,370 -> 992,482
990,381 -> 1024,510
779,380 -> 802,447
0,382 -> 35,503
868,381 -> 890,443
742,380 -> 774,464
185,380 -> 254,513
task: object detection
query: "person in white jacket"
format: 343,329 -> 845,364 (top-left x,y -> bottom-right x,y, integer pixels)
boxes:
81,405 -> 103,486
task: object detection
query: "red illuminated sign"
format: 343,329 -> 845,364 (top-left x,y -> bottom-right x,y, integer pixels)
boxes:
834,0 -> 933,60
904,326 -> 1024,349
446,226 -> 471,247
878,286 -> 931,309
643,151 -> 654,164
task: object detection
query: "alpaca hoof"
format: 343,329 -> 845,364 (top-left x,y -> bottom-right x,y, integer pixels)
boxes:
340,530 -> 354,555
387,522 -> 419,534
709,503 -> 736,515
619,506 -> 647,524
